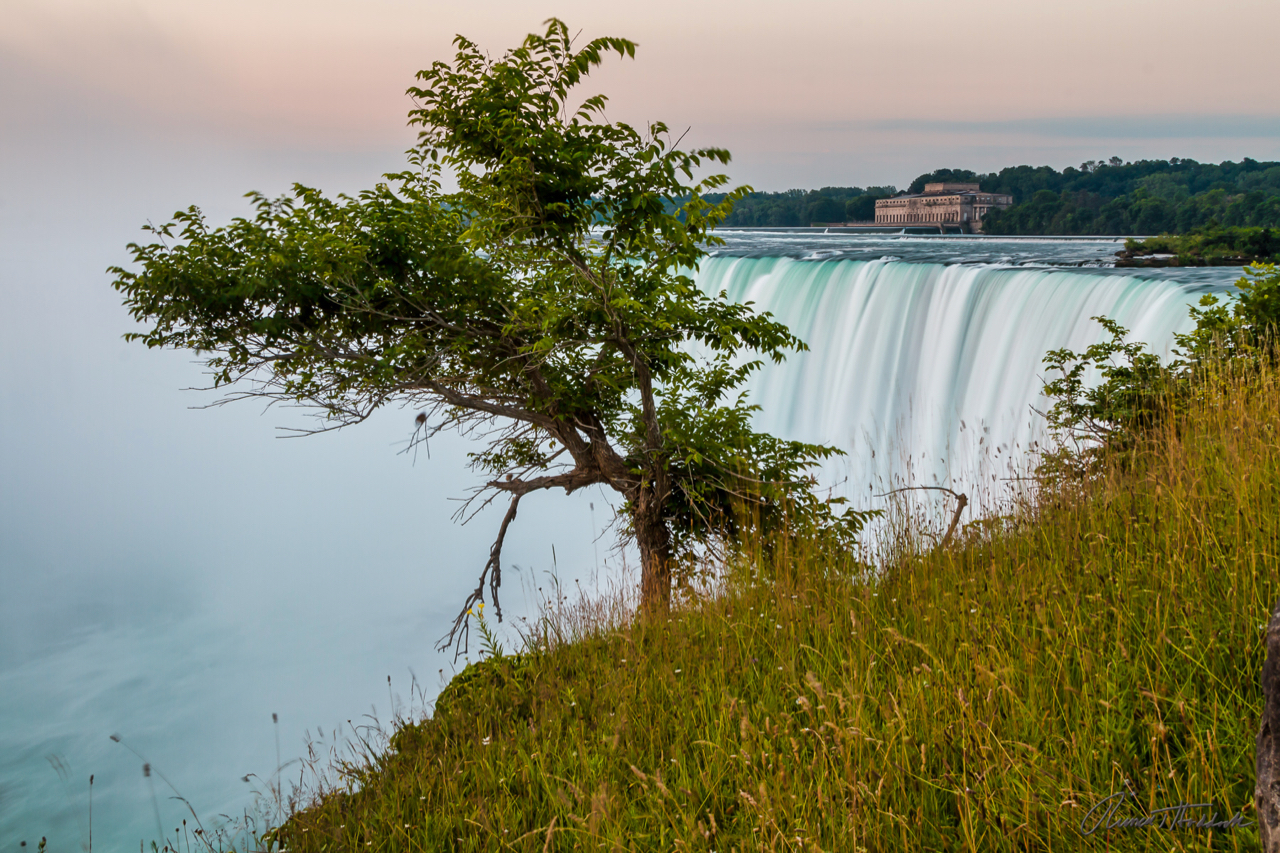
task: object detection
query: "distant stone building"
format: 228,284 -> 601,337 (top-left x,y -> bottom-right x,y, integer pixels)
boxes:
875,183 -> 1013,232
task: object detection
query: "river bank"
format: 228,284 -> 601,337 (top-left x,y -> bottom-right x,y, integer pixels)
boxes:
1115,226 -> 1279,267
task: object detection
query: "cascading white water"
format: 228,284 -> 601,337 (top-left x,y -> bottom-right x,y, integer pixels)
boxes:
695,256 -> 1219,524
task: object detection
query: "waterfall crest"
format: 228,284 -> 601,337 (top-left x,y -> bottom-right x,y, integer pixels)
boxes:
695,256 -> 1216,517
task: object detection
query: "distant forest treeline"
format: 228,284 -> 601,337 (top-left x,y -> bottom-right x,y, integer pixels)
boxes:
713,158 -> 1280,234
708,186 -> 899,227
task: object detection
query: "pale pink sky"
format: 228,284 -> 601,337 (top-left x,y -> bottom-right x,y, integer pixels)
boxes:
4,0 -> 1279,189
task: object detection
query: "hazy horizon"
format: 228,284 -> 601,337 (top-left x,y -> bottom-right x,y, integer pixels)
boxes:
5,0 -> 1279,197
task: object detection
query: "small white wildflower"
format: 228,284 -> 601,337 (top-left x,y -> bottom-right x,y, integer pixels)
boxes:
776,624 -> 782,629
482,736 -> 492,745
970,608 -> 977,613
674,668 -> 682,674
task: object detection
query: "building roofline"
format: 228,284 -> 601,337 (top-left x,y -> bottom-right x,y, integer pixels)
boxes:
880,190 -> 1012,201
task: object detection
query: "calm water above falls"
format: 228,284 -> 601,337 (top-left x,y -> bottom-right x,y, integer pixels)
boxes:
0,234 -> 1240,848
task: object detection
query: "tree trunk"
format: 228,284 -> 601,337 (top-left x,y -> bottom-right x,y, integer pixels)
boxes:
1258,596 -> 1280,853
634,489 -> 671,615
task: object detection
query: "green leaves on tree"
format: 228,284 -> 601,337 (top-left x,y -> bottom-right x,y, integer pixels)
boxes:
110,19 -> 874,652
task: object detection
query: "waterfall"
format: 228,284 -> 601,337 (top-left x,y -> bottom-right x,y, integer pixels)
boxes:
695,256 -> 1218,522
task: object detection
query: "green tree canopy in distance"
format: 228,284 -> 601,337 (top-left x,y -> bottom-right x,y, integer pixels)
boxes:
110,20 -> 871,652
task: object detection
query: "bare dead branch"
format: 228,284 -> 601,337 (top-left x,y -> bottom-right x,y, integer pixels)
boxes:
876,485 -> 969,547
437,492 -> 522,660
940,493 -> 969,547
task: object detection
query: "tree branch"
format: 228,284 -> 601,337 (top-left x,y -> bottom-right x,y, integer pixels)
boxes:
413,377 -> 558,429
876,485 -> 969,547
488,467 -> 605,496
564,255 -> 668,504
437,493 -> 522,659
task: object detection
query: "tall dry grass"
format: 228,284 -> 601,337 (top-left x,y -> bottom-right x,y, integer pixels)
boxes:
270,361 -> 1278,852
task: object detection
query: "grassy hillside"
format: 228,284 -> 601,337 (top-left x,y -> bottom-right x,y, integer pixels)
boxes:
272,365 -> 1278,852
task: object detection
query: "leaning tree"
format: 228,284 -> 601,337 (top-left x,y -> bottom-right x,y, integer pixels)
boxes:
112,20 -> 868,650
